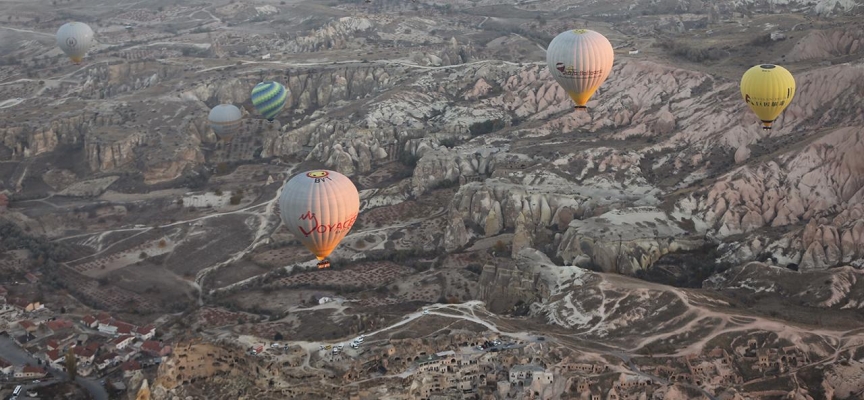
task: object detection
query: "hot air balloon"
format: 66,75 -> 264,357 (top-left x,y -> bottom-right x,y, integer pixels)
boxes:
251,81 -> 287,122
546,29 -> 614,110
56,22 -> 95,64
740,64 -> 796,130
278,170 -> 360,269
208,104 -> 243,141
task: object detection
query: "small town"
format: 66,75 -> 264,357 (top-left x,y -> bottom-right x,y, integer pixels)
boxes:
0,280 -> 170,399
145,303 -> 820,400
0,253 -> 837,400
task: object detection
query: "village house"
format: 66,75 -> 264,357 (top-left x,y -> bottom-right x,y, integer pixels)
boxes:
95,352 -> 121,371
140,340 -> 172,357
44,349 -> 65,366
613,374 -> 652,390
95,314 -> 141,337
81,315 -> 99,329
18,319 -> 38,333
78,362 -> 95,377
0,303 -> 19,318
567,362 -> 610,375
113,321 -> 135,335
136,325 -> 156,340
9,298 -> 42,313
121,360 -> 142,377
74,345 -> 97,364
97,322 -> 117,335
15,365 -> 47,379
46,319 -> 74,333
508,365 -> 552,387
0,358 -> 12,375
109,335 -> 135,351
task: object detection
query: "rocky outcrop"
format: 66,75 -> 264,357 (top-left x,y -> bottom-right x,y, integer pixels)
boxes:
442,180 -> 581,250
1,112 -> 118,157
705,262 -> 864,309
823,359 -> 864,399
182,65 -> 398,113
155,342 -> 256,391
263,121 -> 396,176
282,17 -> 375,53
557,207 -> 704,273
411,147 -> 498,196
513,0 -> 862,15
85,132 -> 145,171
676,126 -> 864,239
80,61 -> 177,100
786,29 -> 864,62
477,262 -> 544,314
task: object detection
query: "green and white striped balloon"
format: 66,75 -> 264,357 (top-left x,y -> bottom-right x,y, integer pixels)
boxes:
250,81 -> 287,121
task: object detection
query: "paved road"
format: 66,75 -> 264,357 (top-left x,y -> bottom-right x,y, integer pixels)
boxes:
0,336 -> 108,400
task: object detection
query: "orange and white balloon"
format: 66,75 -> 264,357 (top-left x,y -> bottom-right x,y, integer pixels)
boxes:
546,29 -> 615,109
278,170 -> 360,264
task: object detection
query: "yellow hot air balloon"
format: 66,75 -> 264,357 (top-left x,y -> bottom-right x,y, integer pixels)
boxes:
740,64 -> 796,130
278,170 -> 360,269
546,29 -> 615,110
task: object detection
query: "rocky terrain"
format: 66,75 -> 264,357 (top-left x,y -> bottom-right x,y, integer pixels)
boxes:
3,0 -> 864,399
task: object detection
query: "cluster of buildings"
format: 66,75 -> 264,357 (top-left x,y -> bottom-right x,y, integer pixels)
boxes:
30,312 -> 172,377
327,331 -> 816,400
0,289 -> 172,385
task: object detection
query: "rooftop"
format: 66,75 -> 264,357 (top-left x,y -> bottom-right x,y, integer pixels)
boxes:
110,335 -> 134,345
22,365 -> 46,374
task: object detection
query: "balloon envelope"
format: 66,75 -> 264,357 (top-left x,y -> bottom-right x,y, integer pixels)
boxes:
251,81 -> 287,121
208,104 -> 242,140
278,170 -> 360,261
546,29 -> 614,109
56,22 -> 94,64
740,64 -> 795,130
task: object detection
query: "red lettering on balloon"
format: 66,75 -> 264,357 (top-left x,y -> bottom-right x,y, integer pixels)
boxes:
296,212 -> 359,237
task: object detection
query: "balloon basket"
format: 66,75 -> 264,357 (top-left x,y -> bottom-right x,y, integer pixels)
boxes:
317,261 -> 331,269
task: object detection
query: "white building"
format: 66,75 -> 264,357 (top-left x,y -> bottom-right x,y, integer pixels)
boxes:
98,323 -> 118,335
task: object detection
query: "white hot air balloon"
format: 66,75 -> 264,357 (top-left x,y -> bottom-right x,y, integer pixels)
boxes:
278,170 -> 361,269
208,104 -> 243,141
546,29 -> 615,110
56,22 -> 95,64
